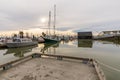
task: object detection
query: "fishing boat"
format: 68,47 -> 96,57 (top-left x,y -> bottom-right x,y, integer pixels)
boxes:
6,38 -> 38,48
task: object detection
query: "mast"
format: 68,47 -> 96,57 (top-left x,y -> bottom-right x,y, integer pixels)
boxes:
53,4 -> 56,36
48,11 -> 51,38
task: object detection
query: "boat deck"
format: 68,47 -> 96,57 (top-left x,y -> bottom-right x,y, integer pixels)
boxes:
0,56 -> 100,80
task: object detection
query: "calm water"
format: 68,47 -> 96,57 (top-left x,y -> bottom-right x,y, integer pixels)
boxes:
0,40 -> 120,80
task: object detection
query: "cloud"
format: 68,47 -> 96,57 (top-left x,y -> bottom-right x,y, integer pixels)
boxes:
73,20 -> 120,36
0,0 -> 120,31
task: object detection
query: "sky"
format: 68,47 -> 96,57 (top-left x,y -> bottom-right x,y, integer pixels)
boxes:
0,0 -> 120,34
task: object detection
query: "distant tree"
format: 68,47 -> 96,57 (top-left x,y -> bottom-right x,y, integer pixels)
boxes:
13,34 -> 17,37
42,32 -> 46,37
26,32 -> 29,38
19,31 -> 24,38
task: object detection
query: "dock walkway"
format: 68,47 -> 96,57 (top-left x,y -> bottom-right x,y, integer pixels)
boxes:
0,53 -> 106,80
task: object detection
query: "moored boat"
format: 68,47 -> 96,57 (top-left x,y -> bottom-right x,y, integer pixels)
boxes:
37,36 -> 45,43
43,5 -> 61,43
0,42 -> 6,48
0,37 -> 7,48
6,38 -> 38,48
43,36 -> 60,43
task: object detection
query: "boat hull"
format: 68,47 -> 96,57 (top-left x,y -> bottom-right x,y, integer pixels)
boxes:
44,38 -> 59,43
0,42 -> 7,48
6,42 -> 38,48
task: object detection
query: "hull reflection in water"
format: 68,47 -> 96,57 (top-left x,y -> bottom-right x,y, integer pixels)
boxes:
78,39 -> 93,48
4,45 -> 37,57
41,42 -> 59,53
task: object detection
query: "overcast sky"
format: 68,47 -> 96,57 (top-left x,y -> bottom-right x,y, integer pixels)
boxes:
0,0 -> 120,32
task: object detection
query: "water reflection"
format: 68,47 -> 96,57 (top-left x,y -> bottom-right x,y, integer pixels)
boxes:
96,39 -> 120,47
96,36 -> 120,45
1,39 -> 120,80
78,39 -> 93,48
41,42 -> 59,54
4,45 -> 37,57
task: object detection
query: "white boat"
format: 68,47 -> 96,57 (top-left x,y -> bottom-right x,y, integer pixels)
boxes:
37,37 -> 45,43
0,37 -> 7,48
6,38 -> 38,48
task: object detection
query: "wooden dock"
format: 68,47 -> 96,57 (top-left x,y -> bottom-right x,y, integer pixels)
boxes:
0,53 -> 106,80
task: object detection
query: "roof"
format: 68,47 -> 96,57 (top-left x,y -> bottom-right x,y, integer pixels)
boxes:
78,32 -> 92,36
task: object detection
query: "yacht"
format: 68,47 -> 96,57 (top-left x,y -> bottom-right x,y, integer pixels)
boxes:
6,38 -> 38,48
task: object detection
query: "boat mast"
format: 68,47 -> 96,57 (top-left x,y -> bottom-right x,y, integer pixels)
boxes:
48,11 -> 51,38
53,4 -> 56,36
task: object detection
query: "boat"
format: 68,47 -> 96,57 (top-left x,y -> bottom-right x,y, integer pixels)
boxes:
0,42 -> 6,48
37,36 -> 45,43
43,5 -> 60,43
43,36 -> 60,43
0,37 -> 7,48
6,38 -> 38,48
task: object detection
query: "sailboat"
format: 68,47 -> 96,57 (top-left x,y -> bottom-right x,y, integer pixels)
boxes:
43,5 -> 60,43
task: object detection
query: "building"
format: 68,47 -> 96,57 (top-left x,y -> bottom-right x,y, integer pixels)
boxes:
78,32 -> 93,39
98,30 -> 120,37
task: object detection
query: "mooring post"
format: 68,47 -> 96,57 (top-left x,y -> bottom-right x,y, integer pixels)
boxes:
57,56 -> 63,60
32,53 -> 41,58
3,64 -> 12,70
82,59 -> 89,64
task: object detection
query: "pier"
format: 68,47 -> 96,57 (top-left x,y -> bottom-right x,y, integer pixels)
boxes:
0,53 -> 105,80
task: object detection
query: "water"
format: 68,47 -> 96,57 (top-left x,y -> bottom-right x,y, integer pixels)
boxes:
0,40 -> 120,80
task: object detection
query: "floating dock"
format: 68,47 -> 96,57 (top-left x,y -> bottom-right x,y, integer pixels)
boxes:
0,53 -> 106,80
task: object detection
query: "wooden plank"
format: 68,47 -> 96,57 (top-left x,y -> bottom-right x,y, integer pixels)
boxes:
93,60 -> 106,80
0,53 -> 92,69
35,53 -> 92,61
0,53 -> 106,80
0,54 -> 33,69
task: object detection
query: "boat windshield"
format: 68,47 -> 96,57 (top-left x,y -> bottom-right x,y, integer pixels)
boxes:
13,39 -> 21,42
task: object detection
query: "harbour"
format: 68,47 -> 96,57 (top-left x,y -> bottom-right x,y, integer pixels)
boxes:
0,39 -> 120,80
0,0 -> 120,80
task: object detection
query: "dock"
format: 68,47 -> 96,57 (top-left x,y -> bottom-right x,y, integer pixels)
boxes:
0,53 -> 106,80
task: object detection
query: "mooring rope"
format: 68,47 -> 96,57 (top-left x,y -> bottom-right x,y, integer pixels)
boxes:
97,60 -> 120,72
